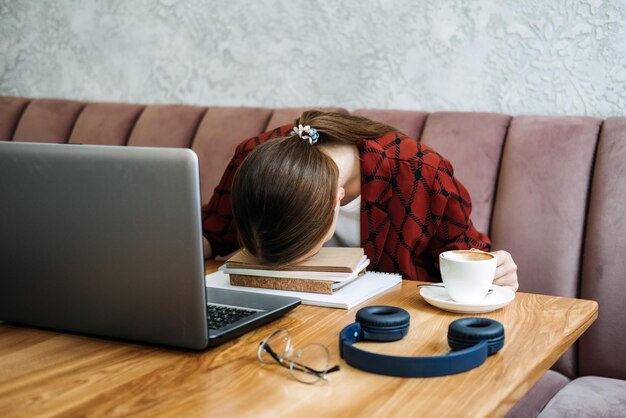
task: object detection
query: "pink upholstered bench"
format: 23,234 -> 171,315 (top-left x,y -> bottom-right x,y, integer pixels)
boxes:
2,96 -> 625,417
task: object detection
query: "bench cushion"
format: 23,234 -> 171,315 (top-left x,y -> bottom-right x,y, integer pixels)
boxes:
537,376 -> 626,418
506,370 -> 570,418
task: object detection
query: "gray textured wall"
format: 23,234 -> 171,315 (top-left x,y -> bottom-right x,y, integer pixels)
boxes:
1,0 -> 625,116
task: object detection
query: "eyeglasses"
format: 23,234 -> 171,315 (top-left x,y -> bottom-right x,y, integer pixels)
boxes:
257,328 -> 341,384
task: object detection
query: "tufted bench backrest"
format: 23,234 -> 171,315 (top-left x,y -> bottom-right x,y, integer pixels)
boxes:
1,96 -> 625,381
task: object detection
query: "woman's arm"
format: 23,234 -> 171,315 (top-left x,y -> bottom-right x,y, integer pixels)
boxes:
425,153 -> 519,291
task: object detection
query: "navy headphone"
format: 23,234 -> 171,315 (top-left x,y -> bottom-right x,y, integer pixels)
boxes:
339,306 -> 505,377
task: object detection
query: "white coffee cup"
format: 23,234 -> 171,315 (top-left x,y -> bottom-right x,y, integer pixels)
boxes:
439,250 -> 497,303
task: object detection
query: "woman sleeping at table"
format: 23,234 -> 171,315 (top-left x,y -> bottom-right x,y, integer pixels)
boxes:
201,110 -> 518,291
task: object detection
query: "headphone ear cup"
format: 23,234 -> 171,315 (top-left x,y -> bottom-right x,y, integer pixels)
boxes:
356,306 -> 410,341
447,318 -> 505,355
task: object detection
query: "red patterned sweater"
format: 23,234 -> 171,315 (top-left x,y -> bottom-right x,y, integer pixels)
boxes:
202,124 -> 491,281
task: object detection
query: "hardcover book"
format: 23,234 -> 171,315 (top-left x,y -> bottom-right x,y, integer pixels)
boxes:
222,248 -> 369,294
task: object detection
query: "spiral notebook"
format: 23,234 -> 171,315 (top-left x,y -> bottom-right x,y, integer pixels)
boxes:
205,270 -> 402,309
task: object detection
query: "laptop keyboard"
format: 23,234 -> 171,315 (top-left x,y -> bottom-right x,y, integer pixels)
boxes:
207,304 -> 256,330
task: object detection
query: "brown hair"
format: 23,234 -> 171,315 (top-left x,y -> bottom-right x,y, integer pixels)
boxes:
231,110 -> 397,266
295,110 -> 397,144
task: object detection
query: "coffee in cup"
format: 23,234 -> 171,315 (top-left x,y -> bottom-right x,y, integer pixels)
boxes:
438,250 -> 497,303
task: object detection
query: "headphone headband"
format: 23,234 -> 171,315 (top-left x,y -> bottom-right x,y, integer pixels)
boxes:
339,306 -> 504,378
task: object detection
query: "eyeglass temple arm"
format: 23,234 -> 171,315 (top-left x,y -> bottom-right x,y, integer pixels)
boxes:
326,364 -> 341,374
289,360 -> 341,377
262,342 -> 341,376
260,342 -> 285,365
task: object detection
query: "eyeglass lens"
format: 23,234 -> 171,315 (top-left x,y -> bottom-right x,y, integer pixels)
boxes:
289,343 -> 331,384
258,329 -> 292,364
258,329 -> 335,384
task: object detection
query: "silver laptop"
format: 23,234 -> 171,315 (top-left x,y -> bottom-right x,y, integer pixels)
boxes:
0,141 -> 300,349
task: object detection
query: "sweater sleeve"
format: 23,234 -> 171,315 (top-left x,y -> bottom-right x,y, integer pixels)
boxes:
425,154 -> 491,267
201,124 -> 293,257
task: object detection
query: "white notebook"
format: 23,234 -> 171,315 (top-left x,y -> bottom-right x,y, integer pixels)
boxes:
205,270 -> 402,309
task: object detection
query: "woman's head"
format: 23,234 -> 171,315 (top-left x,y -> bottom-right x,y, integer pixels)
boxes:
231,110 -> 396,266
232,136 -> 339,265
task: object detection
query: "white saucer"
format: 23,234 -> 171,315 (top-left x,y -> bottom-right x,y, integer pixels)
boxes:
419,285 -> 515,314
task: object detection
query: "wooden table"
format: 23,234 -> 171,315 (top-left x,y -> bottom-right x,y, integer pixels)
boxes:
0,261 -> 598,418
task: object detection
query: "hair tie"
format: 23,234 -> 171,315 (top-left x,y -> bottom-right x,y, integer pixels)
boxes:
290,124 -> 320,145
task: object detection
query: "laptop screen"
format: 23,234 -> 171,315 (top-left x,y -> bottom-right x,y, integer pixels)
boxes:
0,142 -> 209,348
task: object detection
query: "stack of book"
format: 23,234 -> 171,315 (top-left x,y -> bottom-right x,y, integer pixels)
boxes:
220,247 -> 370,294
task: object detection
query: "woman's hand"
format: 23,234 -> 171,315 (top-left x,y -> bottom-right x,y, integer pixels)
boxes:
490,250 -> 518,292
203,237 -> 212,259
470,248 -> 518,291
